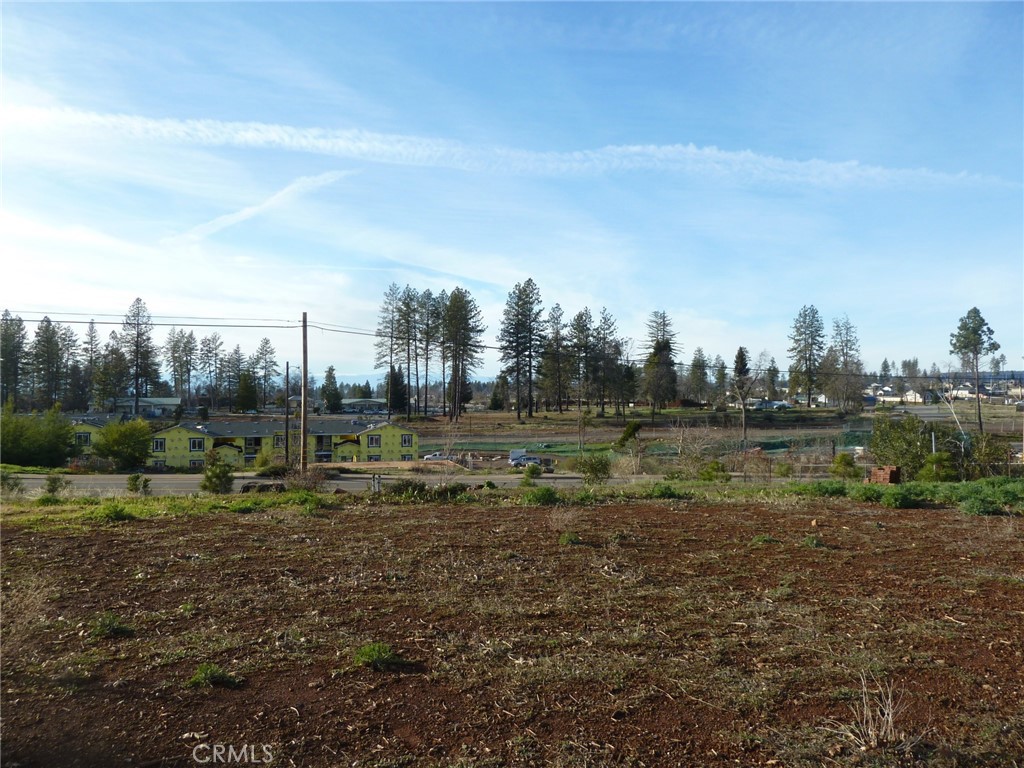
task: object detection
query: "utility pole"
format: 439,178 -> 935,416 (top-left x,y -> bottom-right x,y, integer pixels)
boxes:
301,313 -> 308,474
284,361 -> 290,466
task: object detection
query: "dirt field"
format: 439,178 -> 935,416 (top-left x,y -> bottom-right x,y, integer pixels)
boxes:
2,495 -> 1022,767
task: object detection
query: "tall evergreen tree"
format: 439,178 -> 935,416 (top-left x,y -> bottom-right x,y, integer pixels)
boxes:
642,310 -> 678,414
416,289 -> 441,415
253,337 -> 279,409
949,307 -> 999,433
441,287 -> 485,422
374,283 -> 403,416
30,317 -> 64,409
1,310 -> 29,409
537,304 -> 569,412
321,366 -> 342,413
198,333 -> 224,409
497,278 -> 545,419
118,298 -> 159,415
787,305 -> 826,407
686,347 -> 709,404
567,308 -> 595,410
820,314 -> 864,413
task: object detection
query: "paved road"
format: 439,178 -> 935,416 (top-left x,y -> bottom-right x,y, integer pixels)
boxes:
11,471 -> 591,497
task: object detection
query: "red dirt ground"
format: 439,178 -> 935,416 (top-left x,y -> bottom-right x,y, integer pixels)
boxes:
2,498 -> 1022,767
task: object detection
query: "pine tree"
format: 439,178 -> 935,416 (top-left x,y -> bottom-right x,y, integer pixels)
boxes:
787,305 -> 825,407
321,366 -> 342,413
118,298 -> 159,416
497,279 -> 545,419
949,307 -> 999,433
1,310 -> 29,409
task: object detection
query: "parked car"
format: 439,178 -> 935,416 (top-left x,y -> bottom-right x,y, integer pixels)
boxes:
423,452 -> 455,461
510,456 -> 541,468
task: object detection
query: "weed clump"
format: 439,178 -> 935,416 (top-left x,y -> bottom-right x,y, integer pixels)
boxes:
521,486 -> 560,506
90,611 -> 134,639
353,642 -> 404,670
93,501 -> 136,522
558,531 -> 582,546
750,533 -> 782,546
185,663 -> 242,689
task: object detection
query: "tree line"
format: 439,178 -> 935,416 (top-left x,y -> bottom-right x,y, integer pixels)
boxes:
3,290 -> 1004,437
1,299 -> 285,415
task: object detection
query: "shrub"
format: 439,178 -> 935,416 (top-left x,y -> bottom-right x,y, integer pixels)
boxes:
1,469 -> 25,497
94,501 -> 136,522
848,484 -> 884,503
917,452 -> 957,482
92,418 -> 153,471
699,460 -> 731,482
199,451 -> 234,494
521,486 -> 560,506
775,461 -> 794,478
558,531 -> 583,546
959,495 -> 1006,516
43,472 -> 73,497
185,662 -> 242,689
576,453 -> 612,485
523,463 -> 542,481
285,465 -> 330,492
126,473 -> 151,496
810,480 -> 848,498
571,488 -> 596,505
829,453 -> 862,480
881,485 -> 926,509
647,482 -> 686,500
255,463 -> 290,478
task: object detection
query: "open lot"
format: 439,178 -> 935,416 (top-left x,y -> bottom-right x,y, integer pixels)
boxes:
2,491 -> 1022,767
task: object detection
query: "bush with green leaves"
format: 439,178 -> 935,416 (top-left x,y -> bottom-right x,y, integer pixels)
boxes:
92,418 -> 153,471
43,472 -> 73,497
199,451 -> 234,494
959,495 -> 1007,517
848,483 -> 885,503
881,485 -> 927,509
521,485 -> 560,506
646,482 -> 686,500
0,469 -> 25,497
558,531 -> 582,546
775,462 -> 794,478
916,451 -> 957,482
0,402 -> 74,468
829,453 -> 862,480
788,480 -> 847,498
576,453 -> 612,485
699,460 -> 731,482
126,473 -> 151,496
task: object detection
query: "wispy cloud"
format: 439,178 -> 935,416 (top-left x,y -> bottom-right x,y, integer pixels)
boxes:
8,105 -> 1006,188
165,170 -> 353,244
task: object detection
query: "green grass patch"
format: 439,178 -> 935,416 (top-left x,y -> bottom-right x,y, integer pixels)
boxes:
185,662 -> 243,689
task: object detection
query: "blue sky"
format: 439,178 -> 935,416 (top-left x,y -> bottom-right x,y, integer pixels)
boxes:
3,2 -> 1021,384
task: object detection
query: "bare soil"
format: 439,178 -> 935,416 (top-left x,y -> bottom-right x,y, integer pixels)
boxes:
2,497 -> 1023,767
